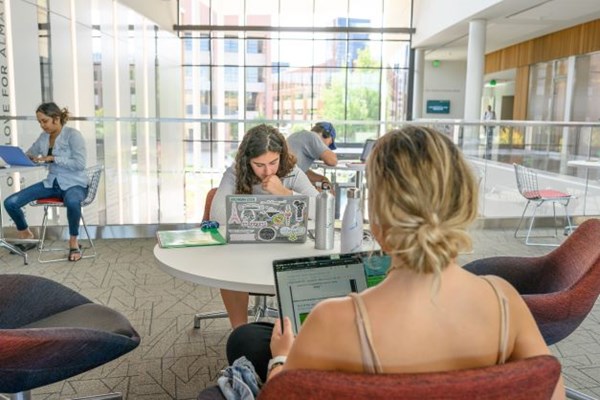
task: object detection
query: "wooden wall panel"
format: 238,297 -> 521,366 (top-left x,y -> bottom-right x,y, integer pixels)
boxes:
580,20 -> 600,54
513,66 -> 529,120
485,19 -> 600,74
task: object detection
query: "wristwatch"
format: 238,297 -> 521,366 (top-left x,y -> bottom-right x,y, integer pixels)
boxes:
267,355 -> 287,376
315,181 -> 329,190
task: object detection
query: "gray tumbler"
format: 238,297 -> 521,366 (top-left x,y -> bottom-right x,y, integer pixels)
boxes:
315,182 -> 335,249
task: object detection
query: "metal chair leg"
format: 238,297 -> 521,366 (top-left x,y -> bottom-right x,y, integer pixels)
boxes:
37,211 -> 97,263
1,391 -> 32,400
566,386 -> 598,400
193,294 -> 278,330
516,199 -> 572,247
514,200 -> 531,238
194,311 -> 229,329
1,390 -> 124,400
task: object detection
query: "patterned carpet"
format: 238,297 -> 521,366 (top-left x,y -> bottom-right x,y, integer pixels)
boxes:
0,227 -> 599,399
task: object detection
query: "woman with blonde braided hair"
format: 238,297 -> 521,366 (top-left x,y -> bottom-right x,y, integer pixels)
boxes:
222,126 -> 564,399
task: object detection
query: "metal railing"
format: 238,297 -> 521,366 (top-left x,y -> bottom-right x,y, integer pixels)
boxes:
3,115 -> 599,238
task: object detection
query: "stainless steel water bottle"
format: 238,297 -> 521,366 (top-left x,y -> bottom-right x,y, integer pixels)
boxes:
315,182 -> 335,250
341,187 -> 363,253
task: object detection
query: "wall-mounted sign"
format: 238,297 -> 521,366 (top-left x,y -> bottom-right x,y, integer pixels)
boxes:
426,100 -> 450,114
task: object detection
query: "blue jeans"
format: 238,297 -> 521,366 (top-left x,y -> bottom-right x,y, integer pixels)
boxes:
4,179 -> 88,237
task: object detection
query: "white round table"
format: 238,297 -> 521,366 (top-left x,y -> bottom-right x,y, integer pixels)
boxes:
154,238 -> 355,294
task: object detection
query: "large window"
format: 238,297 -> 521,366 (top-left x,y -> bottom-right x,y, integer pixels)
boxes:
179,0 -> 413,169
37,0 -> 53,101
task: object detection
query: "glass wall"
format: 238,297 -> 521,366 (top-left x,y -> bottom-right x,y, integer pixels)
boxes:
4,0 -> 412,230
179,0 -> 413,172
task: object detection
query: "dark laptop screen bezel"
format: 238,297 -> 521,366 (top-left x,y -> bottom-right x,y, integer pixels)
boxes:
360,139 -> 376,162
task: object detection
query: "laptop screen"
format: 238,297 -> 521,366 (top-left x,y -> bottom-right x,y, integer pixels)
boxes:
273,251 -> 391,334
225,194 -> 309,243
0,145 -> 38,167
360,139 -> 376,162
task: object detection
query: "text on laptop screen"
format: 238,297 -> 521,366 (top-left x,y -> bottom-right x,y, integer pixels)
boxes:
273,251 -> 391,334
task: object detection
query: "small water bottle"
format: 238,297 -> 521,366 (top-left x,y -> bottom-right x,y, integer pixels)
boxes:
315,182 -> 335,250
341,187 -> 363,253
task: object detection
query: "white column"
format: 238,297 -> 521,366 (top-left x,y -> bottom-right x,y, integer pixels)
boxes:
464,19 -> 486,120
412,48 -> 425,120
463,19 -> 486,155
560,56 -> 577,174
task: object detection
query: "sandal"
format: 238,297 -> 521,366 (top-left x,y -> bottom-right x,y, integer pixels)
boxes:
9,243 -> 37,255
68,246 -> 83,262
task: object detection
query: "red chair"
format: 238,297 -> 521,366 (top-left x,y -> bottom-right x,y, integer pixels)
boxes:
463,218 -> 600,399
202,187 -> 218,222
513,163 -> 574,246
257,355 -> 561,400
30,165 -> 104,263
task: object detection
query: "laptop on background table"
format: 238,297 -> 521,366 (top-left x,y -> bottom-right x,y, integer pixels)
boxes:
0,145 -> 38,167
345,138 -> 376,165
225,194 -> 310,243
273,250 -> 391,334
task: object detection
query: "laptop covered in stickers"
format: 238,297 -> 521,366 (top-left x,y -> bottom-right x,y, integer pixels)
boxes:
225,194 -> 310,243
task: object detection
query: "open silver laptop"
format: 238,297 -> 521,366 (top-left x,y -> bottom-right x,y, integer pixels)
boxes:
0,145 -> 38,167
345,139 -> 376,164
273,250 -> 391,334
225,194 -> 309,243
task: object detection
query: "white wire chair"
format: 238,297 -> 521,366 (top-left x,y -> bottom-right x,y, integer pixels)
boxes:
513,163 -> 574,246
30,164 -> 104,263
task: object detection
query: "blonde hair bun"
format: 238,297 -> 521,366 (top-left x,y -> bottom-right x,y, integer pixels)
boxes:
367,126 -> 478,276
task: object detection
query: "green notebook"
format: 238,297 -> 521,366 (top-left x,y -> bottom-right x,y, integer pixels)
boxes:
156,228 -> 226,248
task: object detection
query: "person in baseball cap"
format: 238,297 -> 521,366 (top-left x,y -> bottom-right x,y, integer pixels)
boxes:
312,121 -> 337,150
286,121 -> 338,191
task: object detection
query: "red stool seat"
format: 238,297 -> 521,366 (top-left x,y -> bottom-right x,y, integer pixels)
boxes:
36,197 -> 63,205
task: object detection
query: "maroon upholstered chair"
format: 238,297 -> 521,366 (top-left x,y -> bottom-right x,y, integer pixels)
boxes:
463,218 -> 600,345
257,355 -> 561,400
463,218 -> 600,399
0,274 -> 140,399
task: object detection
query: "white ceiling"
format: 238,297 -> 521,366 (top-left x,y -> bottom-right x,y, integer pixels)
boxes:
118,0 -> 178,33
420,0 -> 600,60
118,0 -> 600,63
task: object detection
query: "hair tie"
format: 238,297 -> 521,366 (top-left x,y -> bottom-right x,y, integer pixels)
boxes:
200,220 -> 219,230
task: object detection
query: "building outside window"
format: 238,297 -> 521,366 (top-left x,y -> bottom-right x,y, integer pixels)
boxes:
179,0 -> 412,168
224,36 -> 239,53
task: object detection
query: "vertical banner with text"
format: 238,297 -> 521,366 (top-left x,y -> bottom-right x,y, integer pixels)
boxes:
0,0 -> 10,146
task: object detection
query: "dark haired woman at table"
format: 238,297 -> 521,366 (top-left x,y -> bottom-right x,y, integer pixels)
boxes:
210,124 -> 318,328
4,102 -> 87,261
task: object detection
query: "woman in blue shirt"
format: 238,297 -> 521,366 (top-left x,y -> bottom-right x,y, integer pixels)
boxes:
4,102 -> 88,261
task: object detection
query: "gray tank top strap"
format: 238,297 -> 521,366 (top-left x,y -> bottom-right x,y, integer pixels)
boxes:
349,293 -> 384,373
481,276 -> 510,364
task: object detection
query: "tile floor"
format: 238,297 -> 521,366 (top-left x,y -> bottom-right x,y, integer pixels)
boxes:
0,226 -> 598,399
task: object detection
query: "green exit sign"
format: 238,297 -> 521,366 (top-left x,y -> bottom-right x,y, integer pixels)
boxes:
426,100 -> 450,114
